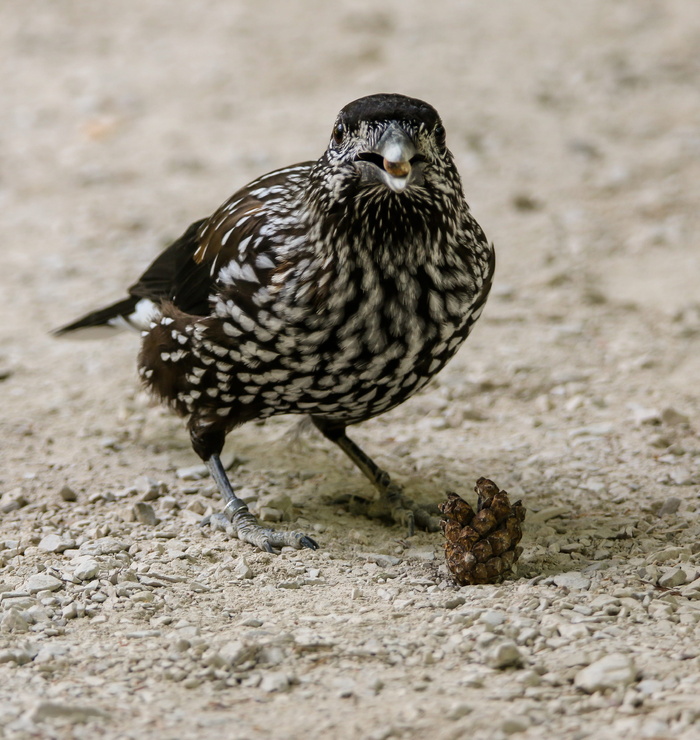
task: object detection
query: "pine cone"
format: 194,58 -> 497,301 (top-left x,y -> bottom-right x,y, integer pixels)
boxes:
440,477 -> 526,585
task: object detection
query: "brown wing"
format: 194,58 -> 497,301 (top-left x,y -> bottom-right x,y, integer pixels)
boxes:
128,163 -> 313,316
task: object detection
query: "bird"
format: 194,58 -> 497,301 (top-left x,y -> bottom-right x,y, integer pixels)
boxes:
55,93 -> 495,553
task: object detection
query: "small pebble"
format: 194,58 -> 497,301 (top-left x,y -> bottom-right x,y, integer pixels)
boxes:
629,405 -> 661,425
186,498 -> 207,515
0,492 -> 28,513
529,506 -> 569,523
443,596 -> 466,610
260,671 -> 290,693
74,559 -> 100,581
657,497 -> 681,517
176,465 -> 209,481
136,476 -> 166,501
218,641 -> 250,666
404,546 -> 436,561
160,495 -> 179,511
258,492 -> 294,520
62,603 -> 78,620
567,423 -> 614,437
661,407 -> 690,427
502,716 -> 531,735
333,677 -> 355,698
0,648 -> 32,664
1,608 -> 29,632
180,509 -> 204,525
130,590 -> 155,603
2,595 -> 35,611
80,537 -> 129,555
173,637 -> 190,652
657,566 -> 688,589
479,610 -> 508,628
38,534 -> 75,553
234,558 -> 254,579
487,641 -> 523,669
646,546 -> 691,564
133,502 -> 159,526
258,506 -> 283,523
446,702 -> 473,721
360,553 -> 401,567
574,653 -> 637,693
553,572 -> 590,591
58,485 -> 78,502
25,574 -> 63,594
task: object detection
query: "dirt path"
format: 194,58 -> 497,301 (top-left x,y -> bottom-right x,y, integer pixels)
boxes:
1,2 -> 699,738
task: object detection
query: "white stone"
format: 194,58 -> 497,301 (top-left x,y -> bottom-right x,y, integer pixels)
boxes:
446,702 -> 473,721
574,653 -> 637,693
528,506 -> 569,523
38,534 -> 75,553
25,573 -> 63,594
133,502 -> 159,526
79,537 -> 129,555
0,647 -> 31,664
176,464 -> 209,480
260,671 -> 290,693
219,640 -> 251,666
1,608 -> 29,632
234,558 -> 254,579
487,641 -> 523,669
658,566 -> 689,589
661,407 -> 690,427
646,546 -> 691,564
404,546 -> 436,561
479,610 -> 508,628
553,572 -> 590,590
502,716 -> 531,734
628,404 -> 661,425
73,559 -> 100,581
29,701 -> 109,723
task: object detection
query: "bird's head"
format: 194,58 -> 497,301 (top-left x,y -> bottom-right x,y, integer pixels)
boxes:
322,93 -> 453,197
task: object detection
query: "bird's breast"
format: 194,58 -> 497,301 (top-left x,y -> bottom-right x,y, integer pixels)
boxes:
199,251 -> 480,422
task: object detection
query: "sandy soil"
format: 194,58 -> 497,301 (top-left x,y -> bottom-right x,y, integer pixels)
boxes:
1,1 -> 700,738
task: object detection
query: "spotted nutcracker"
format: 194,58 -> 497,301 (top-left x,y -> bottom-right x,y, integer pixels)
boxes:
56,93 -> 495,552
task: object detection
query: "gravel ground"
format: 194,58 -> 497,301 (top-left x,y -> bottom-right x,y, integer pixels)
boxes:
2,1 -> 700,738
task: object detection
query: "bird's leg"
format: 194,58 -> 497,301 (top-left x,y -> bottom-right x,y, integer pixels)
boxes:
191,425 -> 318,553
311,417 -> 440,535
205,454 -> 318,552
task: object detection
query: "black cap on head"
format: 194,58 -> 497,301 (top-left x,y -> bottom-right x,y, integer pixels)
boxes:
338,93 -> 440,130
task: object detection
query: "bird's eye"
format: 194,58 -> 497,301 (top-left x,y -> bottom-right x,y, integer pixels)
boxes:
434,123 -> 446,147
332,121 -> 345,145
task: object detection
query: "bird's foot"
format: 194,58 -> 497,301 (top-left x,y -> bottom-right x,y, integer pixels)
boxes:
345,483 -> 442,536
207,510 -> 319,553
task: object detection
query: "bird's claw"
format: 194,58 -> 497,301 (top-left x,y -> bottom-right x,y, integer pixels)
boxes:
204,510 -> 319,552
299,535 -> 320,550
345,485 -> 440,535
397,508 -> 415,538
412,505 -> 441,533
237,525 -> 319,553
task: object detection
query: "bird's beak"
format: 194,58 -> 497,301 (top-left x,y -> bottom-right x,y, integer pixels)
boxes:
356,123 -> 421,193
375,124 -> 416,193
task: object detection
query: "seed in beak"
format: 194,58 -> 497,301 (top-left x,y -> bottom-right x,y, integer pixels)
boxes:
383,158 -> 411,178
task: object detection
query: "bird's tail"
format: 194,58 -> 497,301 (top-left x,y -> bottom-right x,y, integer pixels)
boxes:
53,296 -> 158,339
